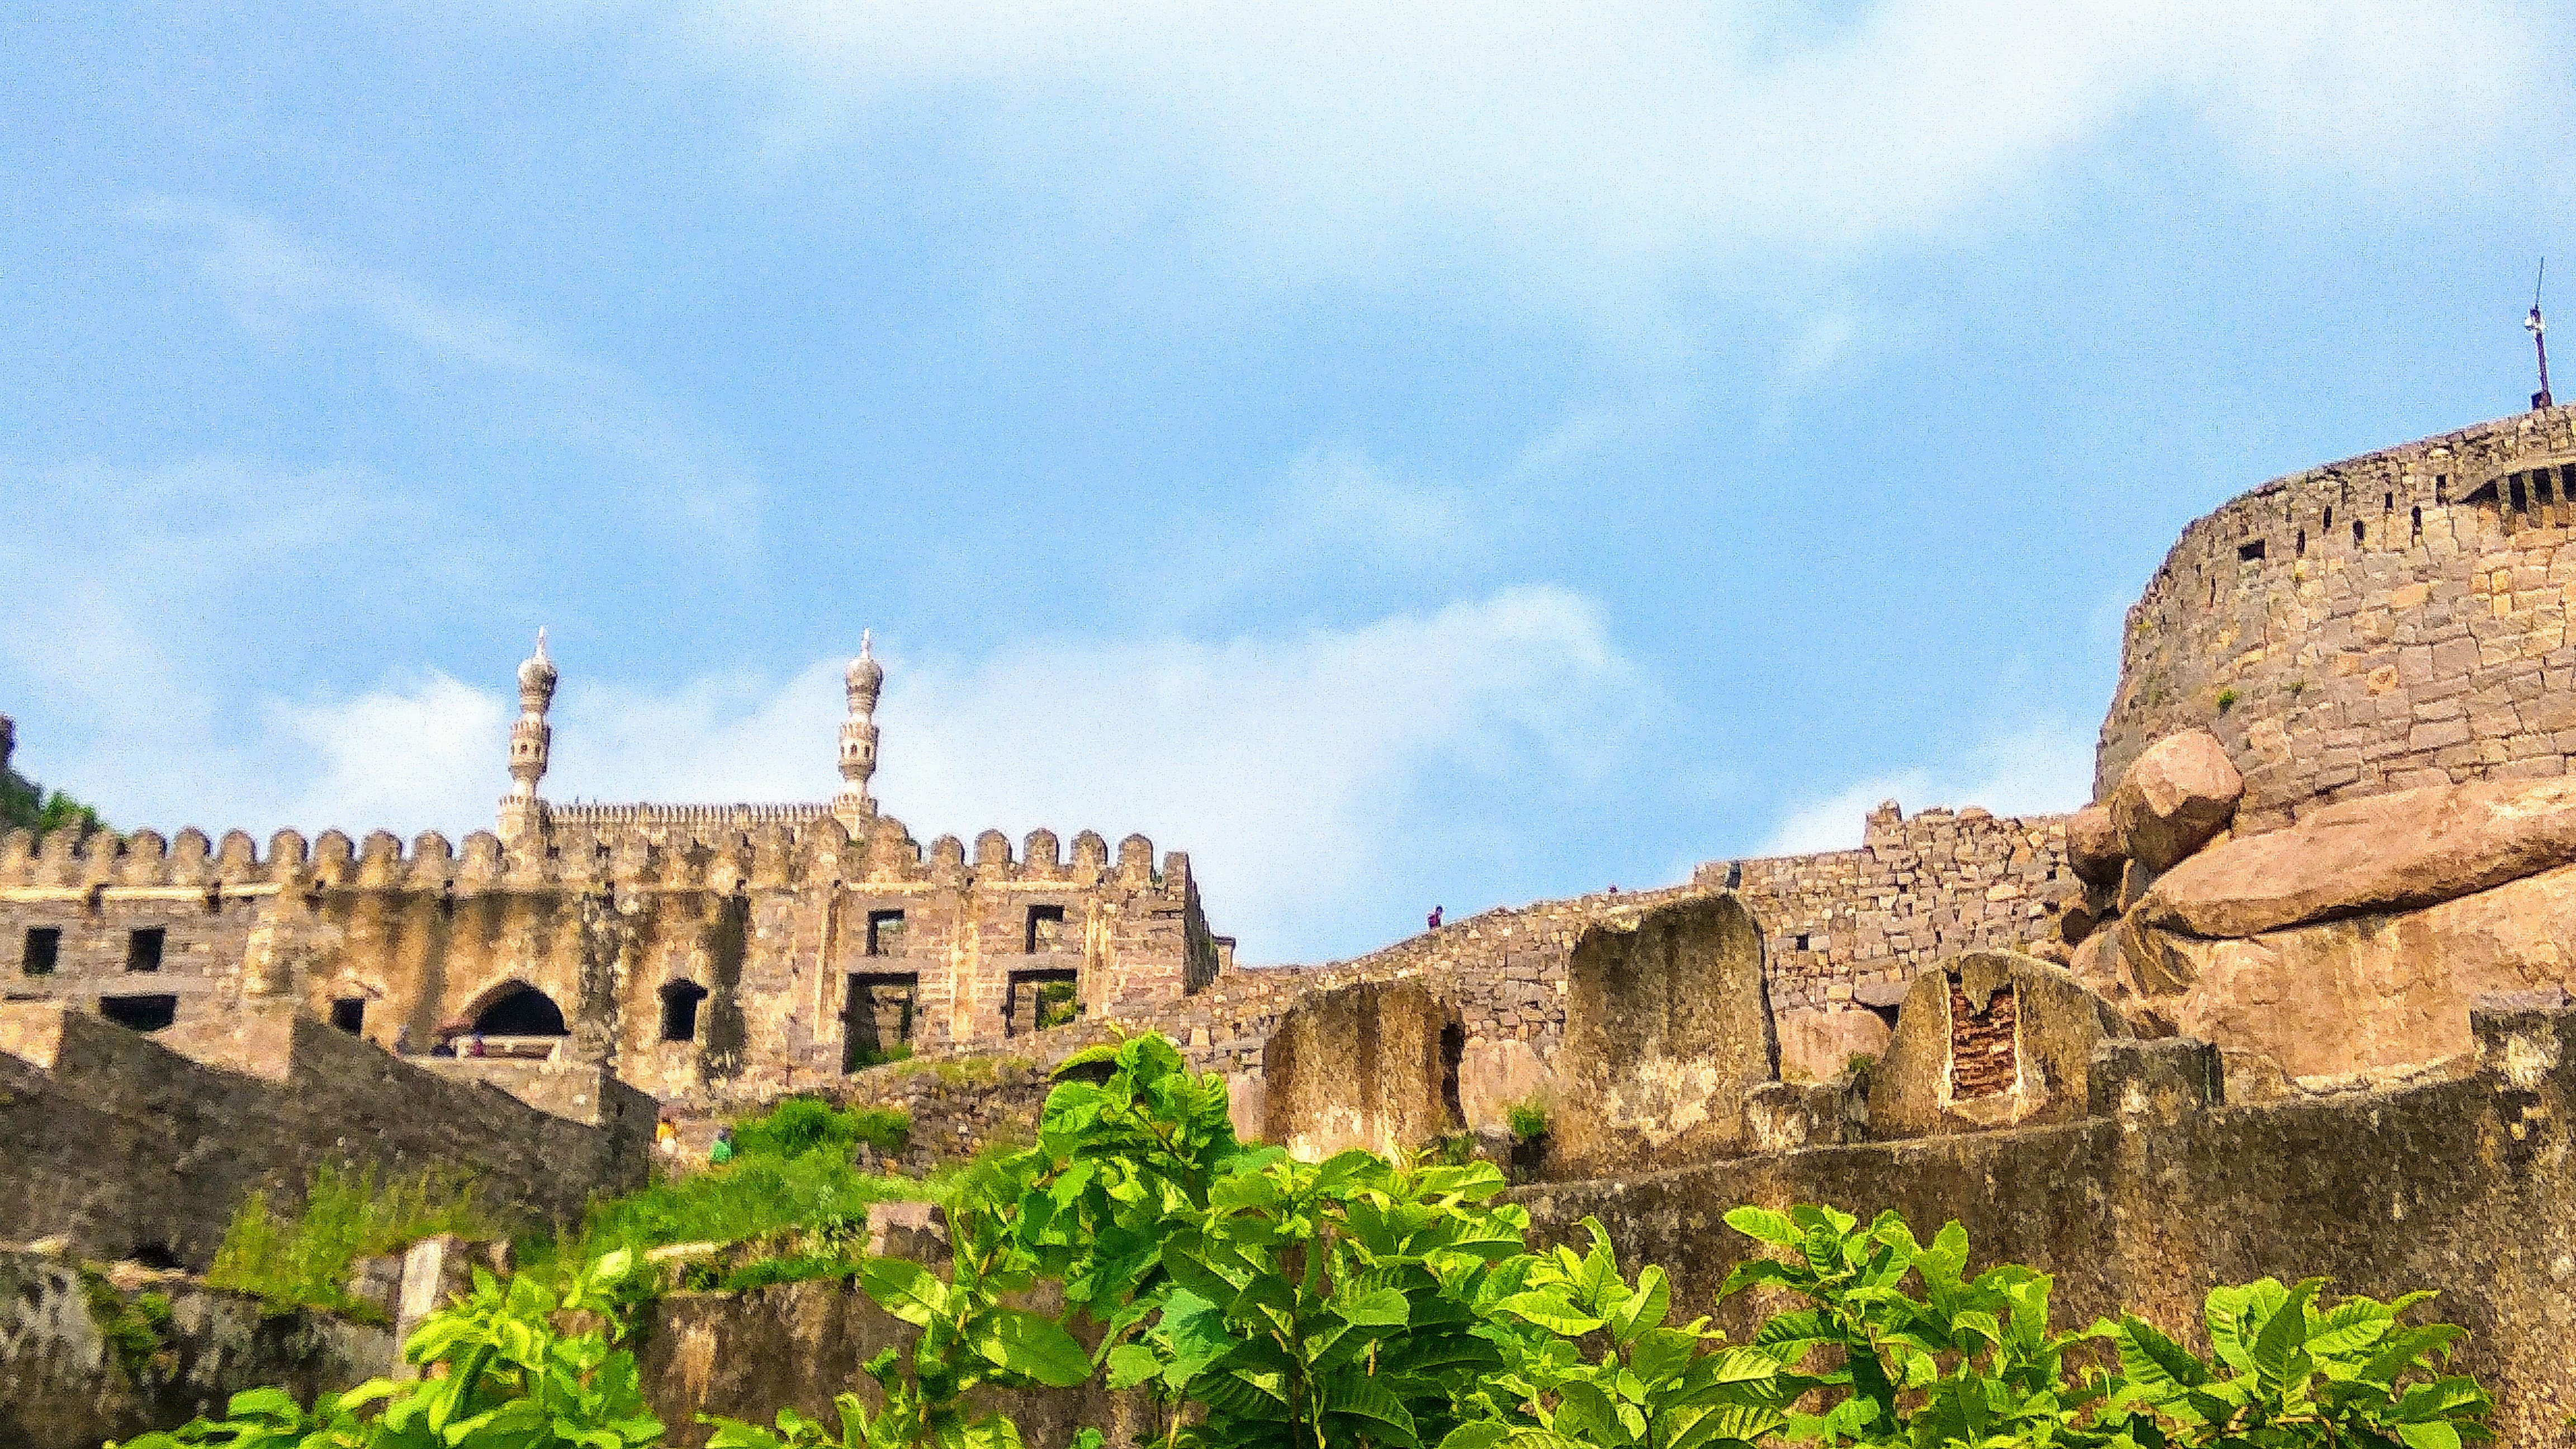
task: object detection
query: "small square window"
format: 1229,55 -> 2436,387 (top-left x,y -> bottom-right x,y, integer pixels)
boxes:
866,910 -> 907,958
1026,904 -> 1068,953
22,927 -> 60,976
330,998 -> 366,1035
1793,933 -> 1811,952
126,928 -> 165,973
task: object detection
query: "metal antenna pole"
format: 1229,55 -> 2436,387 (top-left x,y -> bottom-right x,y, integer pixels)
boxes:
2531,259 -> 2554,410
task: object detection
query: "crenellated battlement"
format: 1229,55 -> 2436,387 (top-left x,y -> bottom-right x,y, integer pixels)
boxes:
0,814 -> 1194,898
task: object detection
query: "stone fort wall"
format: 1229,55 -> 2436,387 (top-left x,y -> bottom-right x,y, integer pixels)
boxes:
0,812 -> 1215,1110
2100,403 -> 2576,831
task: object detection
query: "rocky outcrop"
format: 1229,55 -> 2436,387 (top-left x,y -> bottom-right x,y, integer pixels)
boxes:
2138,775 -> 2576,939
2108,730 -> 2241,873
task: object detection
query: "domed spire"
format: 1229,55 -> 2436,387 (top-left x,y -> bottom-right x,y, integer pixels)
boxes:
845,628 -> 884,710
517,627 -> 558,708
834,629 -> 883,829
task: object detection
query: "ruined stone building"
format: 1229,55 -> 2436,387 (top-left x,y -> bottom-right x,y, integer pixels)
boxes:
0,634 -> 1223,1105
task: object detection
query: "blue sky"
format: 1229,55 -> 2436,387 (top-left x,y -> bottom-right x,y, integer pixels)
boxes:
4,2 -> 2570,962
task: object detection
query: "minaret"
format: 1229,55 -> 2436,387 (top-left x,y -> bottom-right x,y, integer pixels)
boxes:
833,631 -> 883,832
498,629 -> 557,843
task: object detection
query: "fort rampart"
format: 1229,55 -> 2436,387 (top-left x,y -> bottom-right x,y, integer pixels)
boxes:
2102,403 -> 2576,830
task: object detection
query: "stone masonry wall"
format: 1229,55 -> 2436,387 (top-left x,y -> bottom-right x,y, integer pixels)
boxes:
0,1001 -> 650,1267
1518,1006 -> 2576,1448
0,812 -> 1214,1116
2101,404 -> 2576,831
1703,802 -> 2079,1014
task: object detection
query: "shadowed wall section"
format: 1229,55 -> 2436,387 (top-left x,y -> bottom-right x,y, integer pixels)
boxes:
1554,895 -> 1777,1177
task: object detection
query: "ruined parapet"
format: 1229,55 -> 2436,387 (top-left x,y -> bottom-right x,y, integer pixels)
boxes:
1551,894 -> 1777,1178
2102,404 -> 2576,833
1259,978 -> 1464,1162
1867,950 -> 2133,1138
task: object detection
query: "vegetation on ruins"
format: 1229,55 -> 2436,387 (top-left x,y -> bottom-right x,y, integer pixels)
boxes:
207,1163 -> 494,1323
1504,1095 -> 1549,1143
115,1246 -> 664,1449
525,1097 -> 929,1289
1,759 -> 103,836
116,1030 -> 2496,1449
80,1267 -> 177,1386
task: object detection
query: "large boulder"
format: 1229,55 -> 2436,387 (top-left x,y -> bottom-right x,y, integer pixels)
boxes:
2121,863 -> 2576,1083
2108,730 -> 2242,872
2065,804 -> 2126,886
2139,775 -> 2576,939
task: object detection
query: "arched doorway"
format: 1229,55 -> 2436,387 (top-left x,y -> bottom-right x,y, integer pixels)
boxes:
471,982 -> 569,1038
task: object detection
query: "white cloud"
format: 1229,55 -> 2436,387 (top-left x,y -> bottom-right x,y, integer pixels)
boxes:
686,1 -> 2566,314
1756,717 -> 2096,856
132,199 -> 760,548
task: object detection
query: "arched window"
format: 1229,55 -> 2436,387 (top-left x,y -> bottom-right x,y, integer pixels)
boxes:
659,980 -> 709,1043
472,983 -> 568,1036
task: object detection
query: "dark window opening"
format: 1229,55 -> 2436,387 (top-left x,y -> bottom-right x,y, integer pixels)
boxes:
1006,968 -> 1080,1036
843,972 -> 919,1071
2323,506 -> 2333,527
659,979 -> 708,1043
2237,539 -> 2266,562
2295,528 -> 2306,556
2511,475 -> 2529,512
2352,519 -> 2365,545
866,910 -> 907,958
1438,1021 -> 1466,1129
100,994 -> 177,1032
1025,903 -> 1068,953
2412,505 -> 2423,538
21,927 -> 59,976
472,984 -> 568,1036
125,928 -> 164,974
2388,490 -> 2398,509
1793,932 -> 1811,951
329,997 -> 366,1035
203,886 -> 222,914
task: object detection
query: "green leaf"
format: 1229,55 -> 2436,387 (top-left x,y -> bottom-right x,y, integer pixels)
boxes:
1323,1373 -> 1420,1445
1333,1286 -> 1412,1328
2251,1277 -> 2324,1386
972,1309 -> 1095,1388
1493,1291 -> 1607,1336
1722,1207 -> 1801,1248
1104,1344 -> 1164,1391
857,1258 -> 949,1327
1611,1265 -> 1670,1344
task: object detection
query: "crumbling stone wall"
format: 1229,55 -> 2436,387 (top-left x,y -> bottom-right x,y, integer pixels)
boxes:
0,1001 -> 649,1267
2102,403 -> 2576,832
1518,1004 -> 2576,1447
0,1250 -> 393,1449
1552,897 -> 1775,1177
1258,979 -> 1462,1161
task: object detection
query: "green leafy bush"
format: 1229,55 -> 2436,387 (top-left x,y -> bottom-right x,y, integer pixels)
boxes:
1505,1095 -> 1550,1141
732,1097 -> 912,1162
82,1268 -> 176,1384
207,1163 -> 492,1321
533,1149 -> 932,1282
113,1248 -> 663,1449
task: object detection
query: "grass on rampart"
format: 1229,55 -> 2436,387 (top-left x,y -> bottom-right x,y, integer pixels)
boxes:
207,1162 -> 494,1322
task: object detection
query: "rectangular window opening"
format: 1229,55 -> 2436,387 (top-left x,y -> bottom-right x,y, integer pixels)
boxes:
1793,932 -> 1811,952
2511,475 -> 2530,513
1026,903 -> 1069,953
22,927 -> 60,976
1006,968 -> 1081,1037
330,997 -> 366,1035
125,928 -> 164,974
2237,539 -> 2266,562
843,971 -> 920,1071
865,909 -> 907,958
100,994 -> 178,1033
